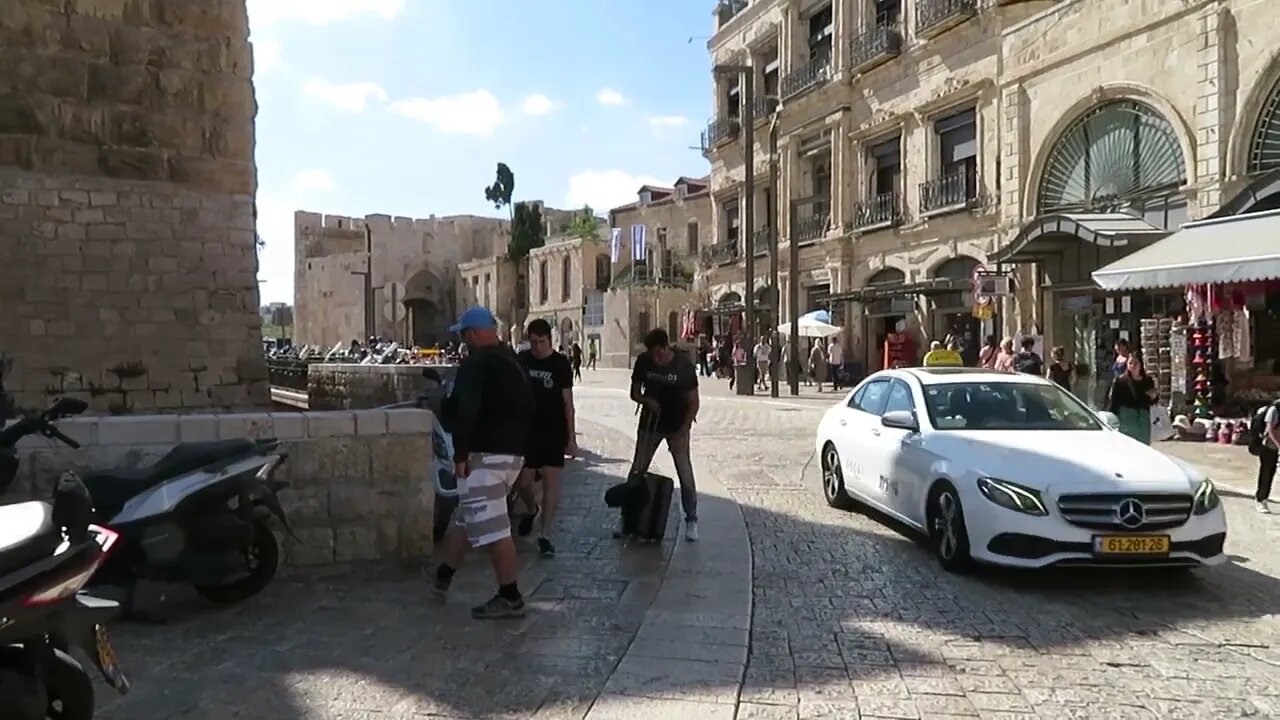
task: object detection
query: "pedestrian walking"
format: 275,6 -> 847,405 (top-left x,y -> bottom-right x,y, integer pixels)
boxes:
514,320 -> 577,557
730,338 -> 746,390
807,340 -> 826,391
1012,337 -> 1044,375
629,329 -> 702,541
1046,346 -> 1073,389
992,338 -> 1016,371
826,337 -> 844,391
570,341 -> 583,382
432,306 -> 535,619
977,334 -> 998,368
1251,398 -> 1280,513
1107,354 -> 1158,445
753,335 -> 771,391
587,340 -> 598,370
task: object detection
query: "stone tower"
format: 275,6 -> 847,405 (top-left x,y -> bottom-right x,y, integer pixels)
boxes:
0,0 -> 268,413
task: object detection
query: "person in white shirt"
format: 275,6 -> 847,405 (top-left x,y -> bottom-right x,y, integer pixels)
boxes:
752,336 -> 771,391
826,338 -> 844,390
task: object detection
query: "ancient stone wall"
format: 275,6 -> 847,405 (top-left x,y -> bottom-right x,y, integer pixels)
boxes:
0,0 -> 266,413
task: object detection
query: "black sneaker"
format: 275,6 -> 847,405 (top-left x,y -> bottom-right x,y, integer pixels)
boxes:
517,505 -> 539,537
471,593 -> 526,619
537,537 -> 555,558
429,572 -> 451,599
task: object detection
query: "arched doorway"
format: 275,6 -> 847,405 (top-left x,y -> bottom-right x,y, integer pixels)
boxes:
713,291 -> 744,339
559,317 -> 576,348
403,269 -> 449,347
930,256 -> 983,365
863,268 -> 909,372
1249,76 -> 1280,177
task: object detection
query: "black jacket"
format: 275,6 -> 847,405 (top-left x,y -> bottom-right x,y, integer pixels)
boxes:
440,344 -> 533,462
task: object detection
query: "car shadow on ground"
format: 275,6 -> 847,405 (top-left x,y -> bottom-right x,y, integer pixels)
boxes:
95,425 -> 1280,719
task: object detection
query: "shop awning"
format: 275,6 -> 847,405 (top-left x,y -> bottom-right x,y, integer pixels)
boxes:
990,213 -> 1168,264
1091,208 -> 1280,290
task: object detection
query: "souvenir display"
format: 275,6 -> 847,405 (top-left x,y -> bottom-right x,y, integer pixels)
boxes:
1190,318 -> 1215,419
1168,320 -> 1188,395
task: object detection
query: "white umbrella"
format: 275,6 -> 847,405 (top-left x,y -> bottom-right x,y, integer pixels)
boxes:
778,312 -> 842,338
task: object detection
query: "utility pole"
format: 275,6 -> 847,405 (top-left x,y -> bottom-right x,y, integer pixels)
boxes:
787,140 -> 800,397
716,63 -> 755,396
767,108 -> 781,398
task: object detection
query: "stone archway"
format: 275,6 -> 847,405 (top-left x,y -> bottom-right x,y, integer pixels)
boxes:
559,317 -> 576,347
866,268 -> 906,286
1248,74 -> 1280,176
403,268 -> 449,347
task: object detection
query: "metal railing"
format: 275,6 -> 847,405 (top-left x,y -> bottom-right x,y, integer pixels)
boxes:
919,169 -> 978,214
701,115 -> 740,154
716,0 -> 749,28
853,191 -> 901,229
750,95 -> 776,122
704,238 -> 741,266
790,196 -> 831,243
751,227 -> 772,257
848,23 -> 902,71
780,53 -> 832,100
916,0 -> 977,36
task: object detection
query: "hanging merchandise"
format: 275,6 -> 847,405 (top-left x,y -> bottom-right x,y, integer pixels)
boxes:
1189,312 -> 1214,419
1169,319 -> 1188,396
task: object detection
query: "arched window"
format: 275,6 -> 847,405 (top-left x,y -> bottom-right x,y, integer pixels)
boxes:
932,256 -> 980,280
561,256 -> 572,301
1037,100 -> 1185,214
1249,76 -> 1280,174
538,260 -> 549,304
866,268 -> 906,286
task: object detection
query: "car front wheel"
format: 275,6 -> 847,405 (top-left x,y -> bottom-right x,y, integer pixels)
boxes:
821,443 -> 856,511
928,481 -> 972,572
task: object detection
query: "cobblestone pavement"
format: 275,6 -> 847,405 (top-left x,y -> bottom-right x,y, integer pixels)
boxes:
571,368 -> 1280,720
97,418 -> 679,720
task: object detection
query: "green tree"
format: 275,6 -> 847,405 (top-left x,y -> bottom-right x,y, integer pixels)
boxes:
483,162 -> 516,219
566,205 -> 600,241
509,201 -> 545,260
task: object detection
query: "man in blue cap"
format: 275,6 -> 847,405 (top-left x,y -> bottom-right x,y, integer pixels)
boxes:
433,306 -> 535,618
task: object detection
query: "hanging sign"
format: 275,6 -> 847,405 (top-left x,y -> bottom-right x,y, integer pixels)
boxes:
972,304 -> 995,320
971,264 -> 992,307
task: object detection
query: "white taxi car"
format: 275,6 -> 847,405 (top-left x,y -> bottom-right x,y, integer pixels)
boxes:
816,367 -> 1227,572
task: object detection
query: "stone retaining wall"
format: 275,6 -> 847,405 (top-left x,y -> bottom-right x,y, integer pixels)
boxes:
306,364 -> 458,410
4,409 -> 435,566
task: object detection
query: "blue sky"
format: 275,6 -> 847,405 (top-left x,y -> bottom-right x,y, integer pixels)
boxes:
250,0 -> 715,303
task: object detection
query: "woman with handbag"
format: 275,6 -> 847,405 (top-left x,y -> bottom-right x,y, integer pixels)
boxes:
1107,354 -> 1158,444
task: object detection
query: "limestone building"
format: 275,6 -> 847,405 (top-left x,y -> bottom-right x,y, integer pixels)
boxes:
604,178 -> 712,368
295,203 -> 579,349
705,0 -> 1280,390
525,220 -> 609,351
0,0 -> 268,413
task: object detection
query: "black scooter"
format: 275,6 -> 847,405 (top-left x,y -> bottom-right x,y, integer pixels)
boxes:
0,397 -> 130,719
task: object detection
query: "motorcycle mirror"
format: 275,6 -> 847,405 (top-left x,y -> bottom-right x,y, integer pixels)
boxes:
46,396 -> 89,419
51,472 -> 93,544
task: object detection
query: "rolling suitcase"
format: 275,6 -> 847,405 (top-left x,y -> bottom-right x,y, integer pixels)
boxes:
620,406 -> 674,542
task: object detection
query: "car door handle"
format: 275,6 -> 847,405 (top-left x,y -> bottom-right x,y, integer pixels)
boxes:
838,419 -> 847,427
870,428 -> 880,436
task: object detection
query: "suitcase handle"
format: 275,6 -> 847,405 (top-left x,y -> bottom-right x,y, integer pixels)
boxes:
629,402 -> 661,477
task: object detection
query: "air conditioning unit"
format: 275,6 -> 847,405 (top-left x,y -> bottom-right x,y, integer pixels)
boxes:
976,275 -> 1011,296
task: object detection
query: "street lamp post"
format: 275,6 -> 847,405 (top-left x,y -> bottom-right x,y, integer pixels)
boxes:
715,63 -> 755,396
767,108 -> 781,398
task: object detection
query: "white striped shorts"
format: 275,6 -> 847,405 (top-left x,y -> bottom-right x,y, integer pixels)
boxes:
453,453 -> 523,547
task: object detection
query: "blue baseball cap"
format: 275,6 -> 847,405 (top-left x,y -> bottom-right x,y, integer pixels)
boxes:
449,306 -> 498,333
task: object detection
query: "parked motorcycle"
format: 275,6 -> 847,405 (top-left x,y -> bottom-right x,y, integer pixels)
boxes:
74,434 -> 294,608
0,397 -> 130,719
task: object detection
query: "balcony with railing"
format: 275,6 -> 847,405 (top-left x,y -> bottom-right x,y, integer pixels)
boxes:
916,0 -> 977,38
848,23 -> 902,73
749,95 -> 777,123
716,0 -> 750,28
853,191 -> 902,231
704,237 -> 742,266
780,53 -> 832,100
790,196 -> 831,245
919,169 -> 979,215
751,227 -> 772,257
612,260 -> 694,289
701,115 -> 741,155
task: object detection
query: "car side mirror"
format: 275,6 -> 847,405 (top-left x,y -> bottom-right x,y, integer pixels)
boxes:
1096,411 -> 1122,431
881,410 -> 918,432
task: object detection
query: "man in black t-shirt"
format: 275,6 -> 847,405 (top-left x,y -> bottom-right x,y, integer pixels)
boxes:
515,319 -> 576,557
629,328 -> 702,541
1012,337 -> 1044,376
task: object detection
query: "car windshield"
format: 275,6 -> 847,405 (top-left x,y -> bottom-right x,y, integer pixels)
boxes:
922,381 -> 1103,431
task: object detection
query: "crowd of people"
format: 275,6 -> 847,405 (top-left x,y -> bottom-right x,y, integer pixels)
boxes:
430,307 -> 700,621
695,334 -> 850,393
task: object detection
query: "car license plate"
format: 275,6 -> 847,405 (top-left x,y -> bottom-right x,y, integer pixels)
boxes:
94,625 -> 130,694
1093,535 -> 1170,555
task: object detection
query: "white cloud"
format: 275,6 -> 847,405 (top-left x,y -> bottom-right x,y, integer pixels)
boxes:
565,170 -> 667,214
248,0 -> 405,27
292,169 -> 336,192
254,196 -> 296,305
301,77 -> 388,112
648,115 -> 687,128
521,94 -> 562,117
252,38 -> 282,74
596,88 -> 627,106
389,90 -> 504,136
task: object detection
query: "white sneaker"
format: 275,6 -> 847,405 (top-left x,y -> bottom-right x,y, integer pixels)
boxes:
685,521 -> 699,542
1257,501 -> 1272,514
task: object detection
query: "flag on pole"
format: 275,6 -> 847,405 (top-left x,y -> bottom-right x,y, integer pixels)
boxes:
631,224 -> 647,262
609,227 -> 622,262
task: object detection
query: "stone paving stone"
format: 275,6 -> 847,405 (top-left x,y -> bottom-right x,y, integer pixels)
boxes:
586,693 -> 737,720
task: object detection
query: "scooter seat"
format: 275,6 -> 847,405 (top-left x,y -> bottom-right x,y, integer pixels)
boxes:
82,440 -> 260,516
0,501 -> 63,578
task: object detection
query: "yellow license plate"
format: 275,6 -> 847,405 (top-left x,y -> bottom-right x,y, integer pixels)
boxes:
1093,535 -> 1170,555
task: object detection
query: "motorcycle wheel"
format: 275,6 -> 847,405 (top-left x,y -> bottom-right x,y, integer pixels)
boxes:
192,519 -> 280,605
46,649 -> 94,720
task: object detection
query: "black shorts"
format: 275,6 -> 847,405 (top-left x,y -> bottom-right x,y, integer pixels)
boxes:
524,431 -> 567,470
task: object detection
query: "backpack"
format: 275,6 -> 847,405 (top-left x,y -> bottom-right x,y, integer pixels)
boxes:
1248,400 -> 1280,456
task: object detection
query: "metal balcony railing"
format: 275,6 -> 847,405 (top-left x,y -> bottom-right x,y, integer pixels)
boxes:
916,0 -> 977,37
751,227 -> 772,257
749,95 -> 777,122
704,238 -> 741,266
919,169 -> 979,214
780,53 -> 832,100
701,115 -> 740,154
853,191 -> 902,229
848,23 -> 902,72
790,196 -> 831,244
716,0 -> 749,28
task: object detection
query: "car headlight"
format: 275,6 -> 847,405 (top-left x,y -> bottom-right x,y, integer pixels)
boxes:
1192,479 -> 1220,515
976,477 -> 1048,516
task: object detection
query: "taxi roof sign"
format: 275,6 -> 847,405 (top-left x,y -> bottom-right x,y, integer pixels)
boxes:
922,349 -> 964,368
